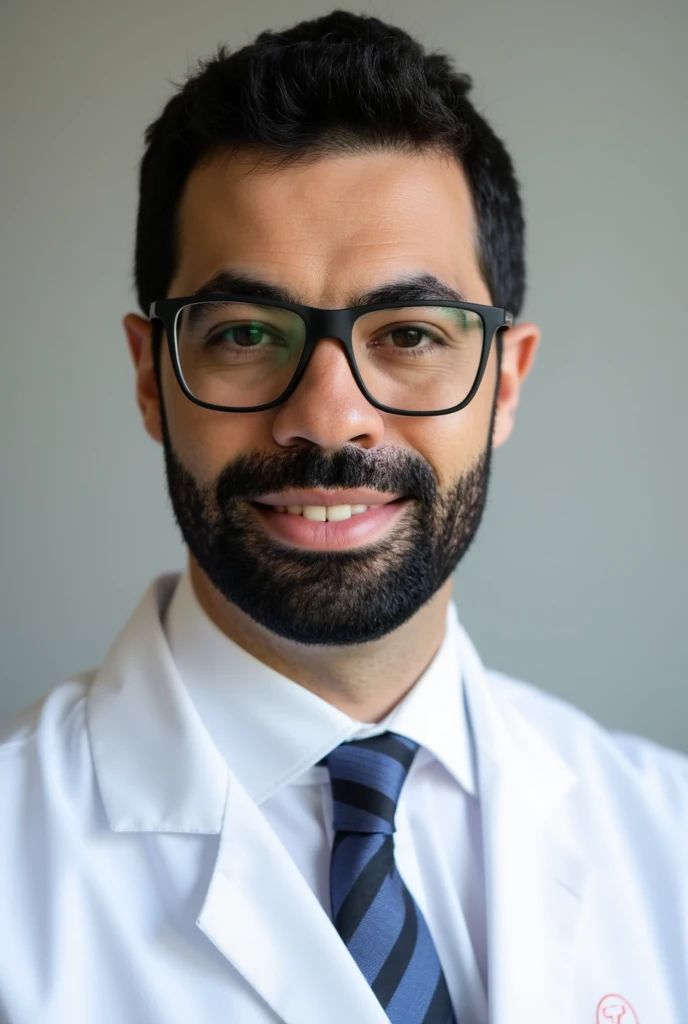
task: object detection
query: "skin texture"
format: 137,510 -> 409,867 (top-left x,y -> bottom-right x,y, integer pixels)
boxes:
123,147 -> 540,721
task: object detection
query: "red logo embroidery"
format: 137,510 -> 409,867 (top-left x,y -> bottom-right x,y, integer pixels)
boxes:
596,994 -> 639,1024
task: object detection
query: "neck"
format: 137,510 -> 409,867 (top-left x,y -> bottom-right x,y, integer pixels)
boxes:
188,556 -> 453,723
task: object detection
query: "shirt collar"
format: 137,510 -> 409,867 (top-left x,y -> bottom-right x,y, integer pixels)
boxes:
164,566 -> 477,804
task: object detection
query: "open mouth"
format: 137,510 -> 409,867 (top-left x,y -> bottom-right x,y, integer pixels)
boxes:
249,497 -> 409,551
251,497 -> 405,522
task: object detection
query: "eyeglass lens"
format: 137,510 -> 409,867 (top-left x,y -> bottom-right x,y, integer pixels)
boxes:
174,301 -> 485,412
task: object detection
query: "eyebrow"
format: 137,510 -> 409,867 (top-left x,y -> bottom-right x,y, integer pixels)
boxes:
190,269 -> 469,307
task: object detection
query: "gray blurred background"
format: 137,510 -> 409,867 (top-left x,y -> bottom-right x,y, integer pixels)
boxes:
1,0 -> 686,750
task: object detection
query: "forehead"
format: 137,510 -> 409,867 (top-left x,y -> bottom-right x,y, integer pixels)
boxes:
172,147 -> 489,305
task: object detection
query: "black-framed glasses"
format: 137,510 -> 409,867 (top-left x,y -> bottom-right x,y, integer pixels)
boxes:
148,294 -> 513,417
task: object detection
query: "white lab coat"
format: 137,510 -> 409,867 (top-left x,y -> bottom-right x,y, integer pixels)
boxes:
0,573 -> 686,1023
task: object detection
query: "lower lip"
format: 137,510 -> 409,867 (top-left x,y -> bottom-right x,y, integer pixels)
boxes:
251,500 -> 409,551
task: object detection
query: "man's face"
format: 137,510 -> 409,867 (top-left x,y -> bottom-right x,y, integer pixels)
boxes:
136,147 -> 536,645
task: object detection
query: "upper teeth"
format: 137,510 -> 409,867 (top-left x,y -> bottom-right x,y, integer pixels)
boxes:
273,504 -> 370,521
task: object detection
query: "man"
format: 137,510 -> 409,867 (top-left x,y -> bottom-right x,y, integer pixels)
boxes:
1,10 -> 686,1023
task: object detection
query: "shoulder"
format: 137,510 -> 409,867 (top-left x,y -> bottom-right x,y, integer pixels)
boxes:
0,573 -> 175,795
486,667 -> 688,824
0,673 -> 101,829
0,671 -> 95,752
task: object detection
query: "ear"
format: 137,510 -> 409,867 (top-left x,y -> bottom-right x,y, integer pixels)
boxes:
122,313 -> 163,444
492,320 -> 541,448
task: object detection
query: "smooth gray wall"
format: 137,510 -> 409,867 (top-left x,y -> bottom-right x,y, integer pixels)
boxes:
1,0 -> 686,750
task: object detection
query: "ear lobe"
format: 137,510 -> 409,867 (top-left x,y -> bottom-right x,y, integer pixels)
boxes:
492,321 -> 541,448
122,313 -> 163,444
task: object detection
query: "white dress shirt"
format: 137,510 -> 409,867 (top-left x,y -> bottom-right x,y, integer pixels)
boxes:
164,567 -> 488,1024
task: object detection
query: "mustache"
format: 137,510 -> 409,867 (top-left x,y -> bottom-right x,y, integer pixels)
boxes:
215,444 -> 438,507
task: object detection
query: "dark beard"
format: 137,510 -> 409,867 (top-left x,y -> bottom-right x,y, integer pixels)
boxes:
161,412 -> 496,646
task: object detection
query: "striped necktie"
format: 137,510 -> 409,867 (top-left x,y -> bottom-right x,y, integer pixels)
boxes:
322,732 -> 457,1024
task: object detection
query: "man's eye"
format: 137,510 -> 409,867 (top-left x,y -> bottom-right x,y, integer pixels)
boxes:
388,327 -> 438,348
209,324 -> 273,347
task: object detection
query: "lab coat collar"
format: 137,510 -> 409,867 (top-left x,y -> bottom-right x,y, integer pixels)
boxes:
456,608 -> 578,815
87,574 -> 228,833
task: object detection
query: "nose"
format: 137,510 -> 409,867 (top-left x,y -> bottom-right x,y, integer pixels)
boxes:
271,337 -> 386,450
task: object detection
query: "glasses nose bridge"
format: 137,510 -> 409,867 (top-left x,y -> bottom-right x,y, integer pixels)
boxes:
307,306 -> 357,351
279,304 -> 377,426
297,306 -> 360,383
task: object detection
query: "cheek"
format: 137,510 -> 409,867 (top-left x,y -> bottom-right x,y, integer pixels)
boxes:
160,357 -> 274,482
397,353 -> 497,489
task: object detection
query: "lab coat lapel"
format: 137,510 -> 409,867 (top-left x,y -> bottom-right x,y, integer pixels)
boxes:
457,618 -> 592,1024
477,756 -> 591,1024
197,770 -> 390,1024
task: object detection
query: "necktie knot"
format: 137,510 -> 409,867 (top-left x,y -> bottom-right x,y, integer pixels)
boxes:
323,731 -> 419,835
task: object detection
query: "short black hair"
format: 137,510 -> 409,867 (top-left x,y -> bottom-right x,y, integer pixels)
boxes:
133,9 -> 526,361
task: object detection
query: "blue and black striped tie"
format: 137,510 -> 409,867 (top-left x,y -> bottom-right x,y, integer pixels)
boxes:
322,731 -> 457,1024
